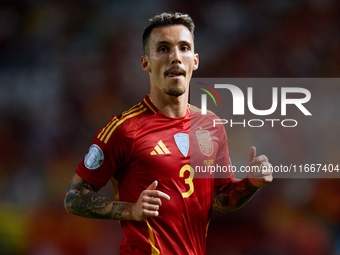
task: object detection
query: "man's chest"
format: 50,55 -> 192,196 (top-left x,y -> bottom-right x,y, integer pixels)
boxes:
129,119 -> 220,180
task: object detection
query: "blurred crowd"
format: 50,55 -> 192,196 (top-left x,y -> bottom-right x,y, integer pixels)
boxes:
0,0 -> 340,254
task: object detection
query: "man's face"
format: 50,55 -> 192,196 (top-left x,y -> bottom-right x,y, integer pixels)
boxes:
141,25 -> 199,97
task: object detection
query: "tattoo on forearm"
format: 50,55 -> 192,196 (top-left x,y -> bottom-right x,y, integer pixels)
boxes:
64,177 -> 130,220
214,178 -> 260,213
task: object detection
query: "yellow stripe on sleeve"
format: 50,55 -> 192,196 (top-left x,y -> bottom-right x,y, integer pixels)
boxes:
98,103 -> 143,141
103,107 -> 147,144
122,103 -> 143,117
97,117 -> 118,141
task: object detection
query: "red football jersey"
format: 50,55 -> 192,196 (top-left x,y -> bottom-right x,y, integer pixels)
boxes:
75,95 -> 234,254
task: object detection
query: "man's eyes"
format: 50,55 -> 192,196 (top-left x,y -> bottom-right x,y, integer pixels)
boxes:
157,45 -> 190,52
158,46 -> 168,52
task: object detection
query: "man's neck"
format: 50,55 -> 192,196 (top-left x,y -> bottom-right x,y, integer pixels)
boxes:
149,92 -> 188,118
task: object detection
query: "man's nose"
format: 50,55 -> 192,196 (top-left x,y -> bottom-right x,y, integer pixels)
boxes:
170,47 -> 182,64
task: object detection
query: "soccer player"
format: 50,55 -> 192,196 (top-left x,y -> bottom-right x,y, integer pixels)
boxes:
64,12 -> 273,254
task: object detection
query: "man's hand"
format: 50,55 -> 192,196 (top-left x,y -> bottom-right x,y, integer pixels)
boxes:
131,181 -> 170,221
214,146 -> 272,213
246,146 -> 273,188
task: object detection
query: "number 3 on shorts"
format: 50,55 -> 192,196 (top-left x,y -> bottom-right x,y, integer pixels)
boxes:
179,164 -> 194,198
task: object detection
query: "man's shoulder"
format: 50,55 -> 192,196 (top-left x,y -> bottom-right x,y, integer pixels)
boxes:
96,99 -> 155,143
114,101 -> 156,128
190,104 -> 219,119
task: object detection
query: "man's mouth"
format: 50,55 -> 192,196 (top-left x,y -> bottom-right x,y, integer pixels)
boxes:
165,67 -> 186,78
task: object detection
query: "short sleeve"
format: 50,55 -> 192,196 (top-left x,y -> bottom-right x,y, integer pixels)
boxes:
75,116 -> 134,187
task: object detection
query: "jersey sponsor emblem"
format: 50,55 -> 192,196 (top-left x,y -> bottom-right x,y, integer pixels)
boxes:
150,140 -> 171,155
174,133 -> 189,157
84,144 -> 104,169
196,130 -> 214,157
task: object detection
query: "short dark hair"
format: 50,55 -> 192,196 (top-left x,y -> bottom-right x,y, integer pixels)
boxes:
142,12 -> 195,55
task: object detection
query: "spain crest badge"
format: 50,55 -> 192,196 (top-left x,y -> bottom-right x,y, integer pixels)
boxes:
195,130 -> 214,157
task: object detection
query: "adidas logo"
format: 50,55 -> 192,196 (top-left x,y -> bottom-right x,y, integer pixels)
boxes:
150,140 -> 171,155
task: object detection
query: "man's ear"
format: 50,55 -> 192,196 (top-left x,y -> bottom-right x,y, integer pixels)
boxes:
193,53 -> 199,71
141,55 -> 151,72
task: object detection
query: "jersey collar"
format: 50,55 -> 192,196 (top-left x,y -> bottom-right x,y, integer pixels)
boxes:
142,95 -> 190,116
142,95 -> 159,114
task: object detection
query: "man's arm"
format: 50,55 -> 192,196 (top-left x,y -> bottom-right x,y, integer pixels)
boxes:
64,173 -> 170,221
214,146 -> 273,213
214,178 -> 260,213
